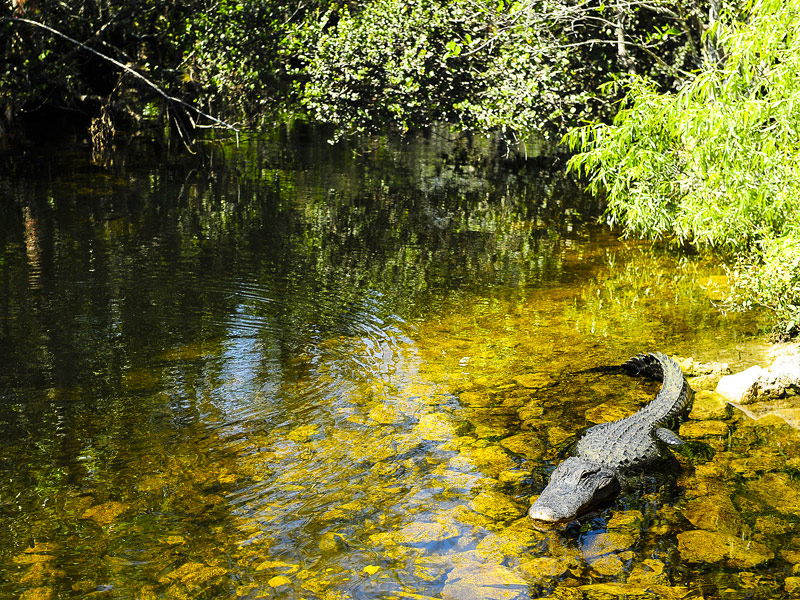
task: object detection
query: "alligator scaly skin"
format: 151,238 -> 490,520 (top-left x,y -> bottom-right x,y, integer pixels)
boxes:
574,352 -> 692,468
528,352 -> 693,523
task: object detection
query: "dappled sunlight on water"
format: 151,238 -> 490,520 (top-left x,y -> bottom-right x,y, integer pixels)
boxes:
0,132 -> 788,599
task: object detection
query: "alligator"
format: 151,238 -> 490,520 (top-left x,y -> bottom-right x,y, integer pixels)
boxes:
528,352 -> 693,523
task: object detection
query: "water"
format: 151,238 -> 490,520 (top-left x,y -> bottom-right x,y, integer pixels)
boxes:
0,128 -> 787,600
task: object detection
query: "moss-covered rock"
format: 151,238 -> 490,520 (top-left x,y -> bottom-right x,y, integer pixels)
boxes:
441,559 -> 528,600
518,556 -> 568,581
679,420 -> 729,438
677,530 -> 774,567
469,491 -> 526,521
746,472 -> 800,515
682,493 -> 741,534
499,432 -> 544,459
689,390 -> 731,421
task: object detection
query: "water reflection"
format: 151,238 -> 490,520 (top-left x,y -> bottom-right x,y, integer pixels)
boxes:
0,131 -> 777,599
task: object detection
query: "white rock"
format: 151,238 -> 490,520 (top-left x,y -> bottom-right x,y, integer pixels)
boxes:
715,366 -> 765,403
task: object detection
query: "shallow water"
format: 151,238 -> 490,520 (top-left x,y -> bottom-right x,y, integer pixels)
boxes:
0,130 -> 791,600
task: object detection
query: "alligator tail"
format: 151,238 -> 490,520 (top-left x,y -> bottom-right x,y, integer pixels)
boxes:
622,352 -> 665,381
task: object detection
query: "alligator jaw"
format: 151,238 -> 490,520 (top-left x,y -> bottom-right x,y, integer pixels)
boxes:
528,457 -> 621,523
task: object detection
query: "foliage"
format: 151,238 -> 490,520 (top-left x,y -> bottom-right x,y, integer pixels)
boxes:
565,0 -> 800,335
1,0 -> 712,141
293,0 -> 709,140
726,234 -> 800,340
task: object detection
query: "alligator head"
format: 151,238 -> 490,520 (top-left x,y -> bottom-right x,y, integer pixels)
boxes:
528,456 -> 621,523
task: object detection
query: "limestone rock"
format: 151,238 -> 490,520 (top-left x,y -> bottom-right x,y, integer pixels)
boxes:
716,366 -> 765,403
742,355 -> 800,403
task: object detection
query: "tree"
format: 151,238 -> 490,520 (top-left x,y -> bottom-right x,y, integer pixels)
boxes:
565,0 -> 800,337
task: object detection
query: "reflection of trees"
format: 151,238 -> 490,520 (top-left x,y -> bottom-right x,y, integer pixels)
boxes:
0,131 -> 601,595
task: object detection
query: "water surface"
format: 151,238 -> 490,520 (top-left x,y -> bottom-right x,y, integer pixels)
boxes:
0,130 -> 786,600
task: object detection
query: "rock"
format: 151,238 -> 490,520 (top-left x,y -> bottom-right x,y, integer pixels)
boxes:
368,404 -> 403,425
518,404 -> 545,420
499,432 -> 544,459
607,509 -> 644,531
589,554 -> 625,577
742,355 -> 800,402
682,493 -> 741,534
475,424 -> 511,439
518,557 -> 568,581
677,530 -> 773,568
547,426 -> 573,447
513,373 -> 553,389
585,402 -> 634,424
677,357 -> 731,378
396,521 -> 461,546
81,501 -> 128,526
581,530 -> 637,561
415,413 -> 456,441
441,560 -> 527,600
457,445 -> 516,477
627,559 -> 669,586
746,472 -> 800,515
728,451 -> 786,476
689,390 -> 731,421
576,583 -> 694,599
468,491 -> 526,521
785,576 -> 800,594
679,420 -> 729,438
716,366 -> 766,403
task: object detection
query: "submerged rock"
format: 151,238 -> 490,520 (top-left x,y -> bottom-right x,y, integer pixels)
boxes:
577,582 -> 693,599
679,420 -> 729,438
469,491 -> 526,521
81,501 -> 128,527
627,559 -> 669,586
499,432 -> 544,459
518,557 -> 568,581
441,559 -> 527,600
396,521 -> 461,546
677,530 -> 773,568
513,373 -> 553,389
785,576 -> 800,595
746,472 -> 800,515
688,390 -> 730,421
589,554 -> 625,577
585,402 -> 635,424
682,493 -> 742,534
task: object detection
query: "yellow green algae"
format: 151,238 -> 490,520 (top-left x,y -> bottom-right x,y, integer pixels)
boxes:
2,241 -> 793,600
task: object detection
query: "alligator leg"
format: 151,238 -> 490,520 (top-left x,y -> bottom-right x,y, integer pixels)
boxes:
655,427 -> 685,446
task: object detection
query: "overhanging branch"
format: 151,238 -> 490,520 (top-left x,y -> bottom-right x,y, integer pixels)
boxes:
3,16 -> 239,141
